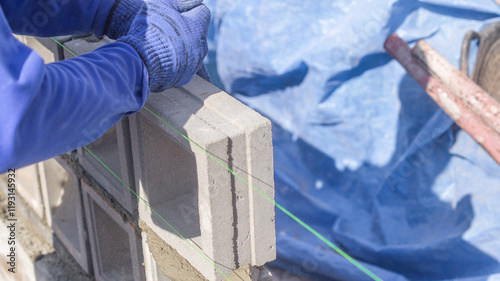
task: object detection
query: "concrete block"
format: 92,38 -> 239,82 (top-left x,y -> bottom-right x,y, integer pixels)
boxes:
166,76 -> 276,266
63,36 -> 113,58
24,36 -> 56,63
0,189 -> 92,281
0,164 -> 45,219
163,88 -> 252,268
130,93 -> 236,280
38,157 -> 91,273
77,118 -> 137,213
82,181 -> 144,281
15,35 -> 71,63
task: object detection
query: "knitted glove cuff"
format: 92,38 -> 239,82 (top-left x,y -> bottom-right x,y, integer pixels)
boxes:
119,31 -> 177,92
105,0 -> 144,39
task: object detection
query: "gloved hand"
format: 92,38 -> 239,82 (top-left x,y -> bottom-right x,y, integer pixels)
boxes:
105,0 -> 144,39
118,0 -> 211,92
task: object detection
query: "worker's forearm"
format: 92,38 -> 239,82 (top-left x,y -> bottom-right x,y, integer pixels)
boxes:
0,42 -> 149,173
0,0 -> 115,36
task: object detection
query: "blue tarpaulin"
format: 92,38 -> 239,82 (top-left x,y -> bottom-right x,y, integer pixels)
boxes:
204,0 -> 500,280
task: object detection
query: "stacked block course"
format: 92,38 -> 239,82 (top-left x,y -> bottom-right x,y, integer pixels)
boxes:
0,35 -> 276,281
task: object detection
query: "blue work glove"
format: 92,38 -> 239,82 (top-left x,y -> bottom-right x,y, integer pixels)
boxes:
105,0 -> 144,39
118,0 -> 211,92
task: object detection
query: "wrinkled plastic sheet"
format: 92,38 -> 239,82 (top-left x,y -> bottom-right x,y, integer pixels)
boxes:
204,0 -> 500,280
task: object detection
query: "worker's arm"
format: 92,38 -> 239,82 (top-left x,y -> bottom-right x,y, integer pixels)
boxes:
0,0 -> 209,173
0,0 -> 142,38
0,7 -> 149,173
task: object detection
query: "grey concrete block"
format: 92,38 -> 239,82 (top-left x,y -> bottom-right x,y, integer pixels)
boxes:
38,157 -> 91,273
0,164 -> 45,219
167,76 -> 276,266
78,118 -> 137,214
15,35 -> 71,63
163,88 -> 252,267
24,36 -> 56,63
130,93 -> 236,280
82,181 -> 144,281
63,36 -> 113,58
0,189 -> 92,281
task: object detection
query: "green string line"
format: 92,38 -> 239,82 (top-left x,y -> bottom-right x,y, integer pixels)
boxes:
52,36 -> 382,281
83,146 -> 231,281
51,37 -> 77,57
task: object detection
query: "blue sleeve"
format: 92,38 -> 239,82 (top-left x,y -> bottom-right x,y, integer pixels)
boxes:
0,0 -> 115,37
0,7 -> 150,173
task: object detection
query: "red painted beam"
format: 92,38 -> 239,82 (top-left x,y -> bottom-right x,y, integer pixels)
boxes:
384,34 -> 500,165
412,40 -> 500,135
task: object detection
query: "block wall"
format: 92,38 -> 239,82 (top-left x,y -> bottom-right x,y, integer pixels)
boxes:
0,35 -> 276,281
